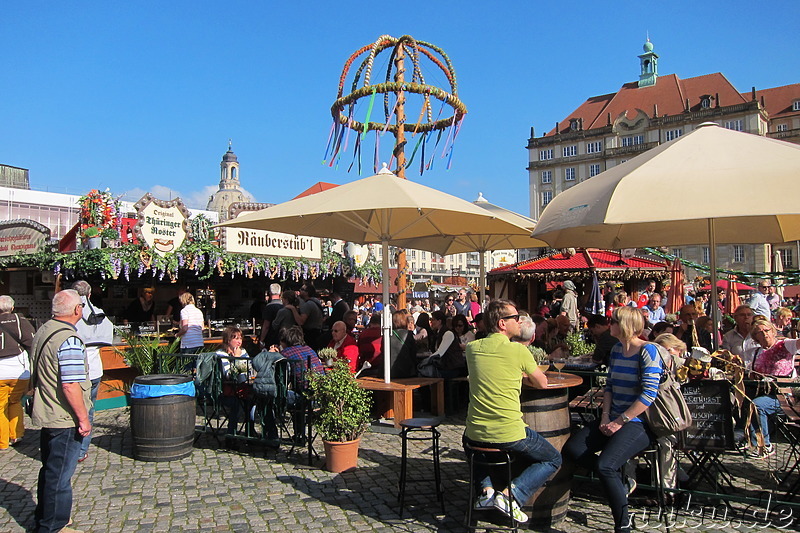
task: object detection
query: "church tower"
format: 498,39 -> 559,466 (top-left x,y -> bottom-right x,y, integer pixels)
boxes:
206,141 -> 251,221
637,38 -> 659,88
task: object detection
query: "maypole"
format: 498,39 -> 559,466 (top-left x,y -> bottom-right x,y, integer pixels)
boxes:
328,34 -> 467,311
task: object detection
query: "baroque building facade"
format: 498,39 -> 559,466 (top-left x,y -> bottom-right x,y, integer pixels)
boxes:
206,142 -> 252,222
527,40 -> 800,277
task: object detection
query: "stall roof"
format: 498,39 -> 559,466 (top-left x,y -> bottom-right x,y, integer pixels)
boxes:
489,248 -> 667,281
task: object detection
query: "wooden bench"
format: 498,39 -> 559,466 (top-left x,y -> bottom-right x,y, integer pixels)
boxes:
569,385 -> 604,424
357,377 -> 445,428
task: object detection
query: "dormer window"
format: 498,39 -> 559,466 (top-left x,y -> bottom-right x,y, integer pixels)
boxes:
569,118 -> 580,131
700,95 -> 713,109
793,101 -> 800,112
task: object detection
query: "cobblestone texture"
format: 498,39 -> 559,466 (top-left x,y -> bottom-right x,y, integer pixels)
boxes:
1,406 -> 797,532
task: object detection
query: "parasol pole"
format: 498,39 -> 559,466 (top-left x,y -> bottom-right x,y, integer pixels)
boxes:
382,238 -> 392,383
708,218 -> 720,350
393,41 -> 408,312
479,250 -> 487,313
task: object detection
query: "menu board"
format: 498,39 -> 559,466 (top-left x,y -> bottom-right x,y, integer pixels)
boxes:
680,380 -> 734,451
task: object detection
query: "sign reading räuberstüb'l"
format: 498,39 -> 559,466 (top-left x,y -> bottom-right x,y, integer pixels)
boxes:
221,203 -> 321,260
133,194 -> 190,256
0,219 -> 50,257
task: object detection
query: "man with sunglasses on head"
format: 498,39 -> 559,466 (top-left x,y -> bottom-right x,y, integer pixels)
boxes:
30,289 -> 91,533
463,299 -> 561,524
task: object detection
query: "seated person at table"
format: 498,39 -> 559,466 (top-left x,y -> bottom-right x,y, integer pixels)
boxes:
429,310 -> 467,378
269,326 -> 324,440
563,306 -> 662,533
362,310 -> 417,379
588,314 -> 618,366
513,314 -> 546,363
216,326 -> 248,376
744,318 -> 800,459
216,326 -> 250,434
463,299 -> 559,524
357,313 -> 383,371
413,312 -> 433,351
328,321 -> 358,372
653,333 -> 688,501
674,304 -> 712,352
453,314 -> 476,351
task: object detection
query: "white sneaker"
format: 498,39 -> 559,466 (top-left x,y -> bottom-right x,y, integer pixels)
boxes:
761,443 -> 776,458
493,492 -> 529,523
474,488 -> 495,510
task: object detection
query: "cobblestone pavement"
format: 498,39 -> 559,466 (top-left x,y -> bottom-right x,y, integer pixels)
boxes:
2,406 -> 799,532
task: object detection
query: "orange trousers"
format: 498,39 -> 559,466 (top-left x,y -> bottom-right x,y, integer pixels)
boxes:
0,379 -> 29,448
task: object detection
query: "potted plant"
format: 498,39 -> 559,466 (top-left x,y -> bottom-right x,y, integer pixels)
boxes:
101,227 -> 120,247
307,358 -> 372,473
83,227 -> 102,249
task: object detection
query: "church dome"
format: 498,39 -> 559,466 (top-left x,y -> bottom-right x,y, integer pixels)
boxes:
222,148 -> 238,163
643,40 -> 654,53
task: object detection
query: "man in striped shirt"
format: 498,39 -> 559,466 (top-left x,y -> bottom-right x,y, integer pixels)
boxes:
30,289 -> 91,533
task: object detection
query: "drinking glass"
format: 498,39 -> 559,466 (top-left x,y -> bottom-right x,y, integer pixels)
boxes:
553,358 -> 566,380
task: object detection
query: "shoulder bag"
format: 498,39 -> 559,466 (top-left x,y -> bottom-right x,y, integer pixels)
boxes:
641,343 -> 693,438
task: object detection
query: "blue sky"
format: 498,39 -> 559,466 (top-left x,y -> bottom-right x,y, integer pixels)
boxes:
2,1 -> 797,217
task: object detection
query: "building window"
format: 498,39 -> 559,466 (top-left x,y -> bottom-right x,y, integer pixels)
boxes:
542,191 -> 553,206
621,135 -> 644,147
564,168 -> 576,181
539,149 -> 553,161
541,170 -> 552,184
777,124 -> 789,132
589,164 -> 601,177
666,129 -> 682,141
411,262 -> 416,270
794,101 -> 800,111
562,145 -> 577,157
724,120 -> 743,131
586,141 -> 602,154
780,248 -> 795,269
733,245 -> 745,263
702,247 -> 710,264
410,250 -> 416,258
701,97 -> 711,109
421,251 -> 426,260
672,248 -> 683,259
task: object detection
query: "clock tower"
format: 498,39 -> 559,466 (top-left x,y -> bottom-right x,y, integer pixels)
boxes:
206,141 -> 251,221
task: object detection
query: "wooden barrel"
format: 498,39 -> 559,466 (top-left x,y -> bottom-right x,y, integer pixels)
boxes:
130,374 -> 195,462
520,385 -> 572,530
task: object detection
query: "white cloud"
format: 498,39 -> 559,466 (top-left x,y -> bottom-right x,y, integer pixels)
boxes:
183,186 -> 218,209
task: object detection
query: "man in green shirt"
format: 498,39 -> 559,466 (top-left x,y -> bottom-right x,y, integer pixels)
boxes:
464,299 -> 561,523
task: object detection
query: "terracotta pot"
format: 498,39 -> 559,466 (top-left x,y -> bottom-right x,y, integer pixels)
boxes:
323,438 -> 361,473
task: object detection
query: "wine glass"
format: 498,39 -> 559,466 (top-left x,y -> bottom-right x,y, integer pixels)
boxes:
538,360 -> 551,374
553,358 -> 566,380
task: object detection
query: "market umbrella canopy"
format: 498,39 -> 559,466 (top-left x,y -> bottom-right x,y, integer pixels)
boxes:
220,166 -> 529,255
532,123 -> 800,249
392,192 -> 547,305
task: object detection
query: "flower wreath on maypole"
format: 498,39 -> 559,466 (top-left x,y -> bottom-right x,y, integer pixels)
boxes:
325,34 -> 468,175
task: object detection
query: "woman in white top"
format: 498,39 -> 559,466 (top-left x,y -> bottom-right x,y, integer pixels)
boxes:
178,292 -> 205,354
0,295 -> 35,449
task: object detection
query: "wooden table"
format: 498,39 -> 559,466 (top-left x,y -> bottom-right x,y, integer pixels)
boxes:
357,376 -> 445,428
521,371 -> 582,530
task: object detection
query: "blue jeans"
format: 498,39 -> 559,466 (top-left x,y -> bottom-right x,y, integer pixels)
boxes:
464,427 -> 562,506
34,427 -> 83,533
564,420 -> 651,533
749,395 -> 780,447
79,377 -> 101,457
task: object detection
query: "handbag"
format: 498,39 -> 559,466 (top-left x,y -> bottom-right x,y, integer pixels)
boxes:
641,343 -> 693,438
417,354 -> 442,378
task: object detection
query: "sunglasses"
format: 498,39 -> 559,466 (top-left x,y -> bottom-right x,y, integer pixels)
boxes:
501,314 -> 520,322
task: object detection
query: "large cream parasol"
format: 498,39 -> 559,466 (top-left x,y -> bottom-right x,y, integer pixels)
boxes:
393,192 -> 547,308
532,123 -> 800,345
218,166 -> 539,383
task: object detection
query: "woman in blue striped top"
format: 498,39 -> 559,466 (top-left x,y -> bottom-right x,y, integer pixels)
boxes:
564,306 -> 662,533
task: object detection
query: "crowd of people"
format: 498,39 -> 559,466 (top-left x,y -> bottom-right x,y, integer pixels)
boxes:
5,274 -> 800,533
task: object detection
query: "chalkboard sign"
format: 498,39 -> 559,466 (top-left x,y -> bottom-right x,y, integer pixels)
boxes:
680,380 -> 735,451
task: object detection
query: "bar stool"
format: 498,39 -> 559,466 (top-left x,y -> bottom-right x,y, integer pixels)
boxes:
398,417 -> 445,517
464,442 -> 520,532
